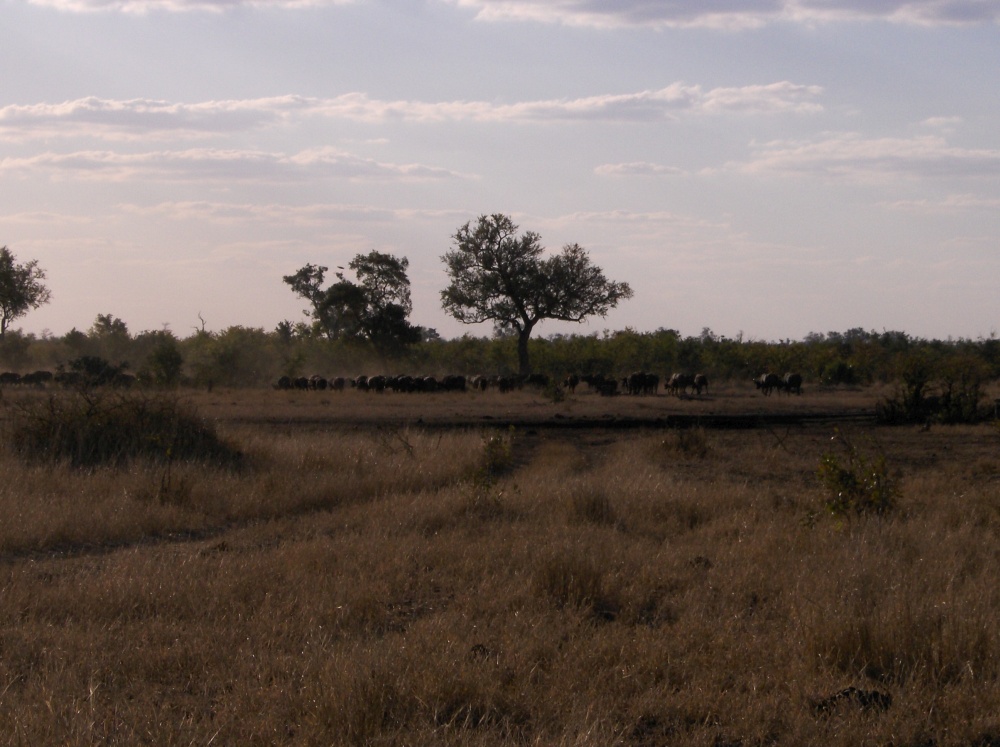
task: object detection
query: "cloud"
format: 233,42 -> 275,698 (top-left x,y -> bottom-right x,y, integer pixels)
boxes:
731,133 -> 1000,180
447,0 -> 1000,29
881,193 -> 1000,213
0,147 -> 469,182
595,162 -> 686,177
117,201 -> 471,225
28,0 -> 353,12
0,96 -> 317,141
23,0 -> 1000,24
0,85 -> 822,143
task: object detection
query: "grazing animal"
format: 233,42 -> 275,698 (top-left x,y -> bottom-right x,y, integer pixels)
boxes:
667,373 -> 696,396
783,372 -> 803,395
442,374 -> 467,392
625,371 -> 659,396
330,376 -> 346,391
21,370 -> 54,386
754,373 -> 783,396
0,372 -> 21,386
562,374 -> 579,393
523,373 -> 549,388
693,373 -> 709,395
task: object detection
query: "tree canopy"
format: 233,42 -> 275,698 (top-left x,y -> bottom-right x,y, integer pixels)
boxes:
441,214 -> 633,374
0,246 -> 51,339
283,251 -> 421,355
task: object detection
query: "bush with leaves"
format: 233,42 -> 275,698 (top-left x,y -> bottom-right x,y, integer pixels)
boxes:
5,390 -> 241,468
816,430 -> 898,518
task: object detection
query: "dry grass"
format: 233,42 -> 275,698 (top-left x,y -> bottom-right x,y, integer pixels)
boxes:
1,388 -> 999,744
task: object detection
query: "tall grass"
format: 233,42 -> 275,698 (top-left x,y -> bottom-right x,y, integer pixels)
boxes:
1,395 -> 999,744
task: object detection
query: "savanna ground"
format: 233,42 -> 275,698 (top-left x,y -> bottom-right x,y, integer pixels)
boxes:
2,382 -> 1000,745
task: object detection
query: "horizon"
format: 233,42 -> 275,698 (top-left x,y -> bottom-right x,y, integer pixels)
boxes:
2,1 -> 998,343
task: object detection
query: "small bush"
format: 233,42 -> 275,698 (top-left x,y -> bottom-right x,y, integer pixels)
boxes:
542,381 -> 566,404
475,427 -> 516,486
5,390 -> 241,468
816,429 -> 898,518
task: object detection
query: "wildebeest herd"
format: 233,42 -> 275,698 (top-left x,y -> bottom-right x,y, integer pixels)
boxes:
272,371 -> 804,397
0,368 -> 803,396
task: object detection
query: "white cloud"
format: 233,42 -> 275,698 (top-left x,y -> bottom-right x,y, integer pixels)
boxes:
732,133 -> 1000,180
22,0 -> 1000,26
447,0 -> 1000,29
28,0 -> 353,13
881,193 -> 1000,212
0,85 -> 823,143
0,96 -> 315,142
594,162 -> 686,177
0,147 -> 470,182
116,201 -> 473,225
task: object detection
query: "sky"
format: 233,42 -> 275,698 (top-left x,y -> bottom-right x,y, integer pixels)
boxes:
2,0 -> 999,343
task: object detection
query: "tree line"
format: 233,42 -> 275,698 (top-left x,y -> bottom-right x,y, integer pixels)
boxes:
3,215 -> 1000,422
2,317 -> 998,401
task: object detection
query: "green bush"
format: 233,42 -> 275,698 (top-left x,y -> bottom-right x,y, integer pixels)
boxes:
5,391 -> 241,468
816,429 -> 898,518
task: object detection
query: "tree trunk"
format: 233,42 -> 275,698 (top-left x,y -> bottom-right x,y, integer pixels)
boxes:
517,328 -> 532,376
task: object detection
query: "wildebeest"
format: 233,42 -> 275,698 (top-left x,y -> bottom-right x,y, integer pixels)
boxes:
562,374 -> 580,394
693,373 -> 709,395
782,372 -> 803,395
0,372 -> 21,386
522,373 -> 549,388
330,376 -> 346,391
624,371 -> 659,396
442,374 -> 467,392
21,370 -> 54,386
309,374 -> 328,391
667,373 -> 696,396
754,372 -> 783,396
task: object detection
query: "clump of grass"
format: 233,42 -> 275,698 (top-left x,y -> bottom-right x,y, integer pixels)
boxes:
655,427 -> 710,460
534,549 -> 607,612
816,429 -> 898,518
568,489 -> 617,527
5,390 -> 241,469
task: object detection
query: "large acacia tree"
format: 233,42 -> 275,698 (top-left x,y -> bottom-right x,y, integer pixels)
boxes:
441,214 -> 633,375
283,250 -> 420,355
0,246 -> 51,339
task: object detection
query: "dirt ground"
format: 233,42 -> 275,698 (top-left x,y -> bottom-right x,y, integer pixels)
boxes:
191,380 -> 886,430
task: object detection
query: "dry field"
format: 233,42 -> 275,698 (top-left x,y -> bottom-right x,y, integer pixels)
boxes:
2,384 -> 1000,745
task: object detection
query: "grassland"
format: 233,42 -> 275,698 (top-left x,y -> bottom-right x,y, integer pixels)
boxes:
1,383 -> 999,745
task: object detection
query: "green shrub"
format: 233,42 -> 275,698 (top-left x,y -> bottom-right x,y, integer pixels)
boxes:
816,429 -> 898,518
5,391 -> 241,468
475,427 -> 515,486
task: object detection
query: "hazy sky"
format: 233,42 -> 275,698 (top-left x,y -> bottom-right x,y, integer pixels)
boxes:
2,0 -> 999,342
